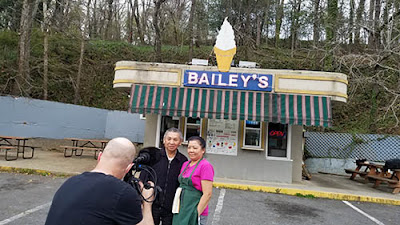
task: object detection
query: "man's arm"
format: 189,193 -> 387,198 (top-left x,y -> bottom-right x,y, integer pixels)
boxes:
137,200 -> 154,225
137,181 -> 155,225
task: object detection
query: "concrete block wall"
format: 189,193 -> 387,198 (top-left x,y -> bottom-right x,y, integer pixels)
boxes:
305,158 -> 356,175
0,96 -> 145,143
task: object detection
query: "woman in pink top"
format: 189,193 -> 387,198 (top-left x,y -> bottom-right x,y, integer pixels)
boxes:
172,136 -> 214,225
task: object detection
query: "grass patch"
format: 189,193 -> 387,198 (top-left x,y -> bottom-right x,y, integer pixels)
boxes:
295,193 -> 316,198
0,166 -> 74,178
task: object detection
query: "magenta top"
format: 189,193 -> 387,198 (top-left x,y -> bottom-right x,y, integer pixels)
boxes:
180,159 -> 214,216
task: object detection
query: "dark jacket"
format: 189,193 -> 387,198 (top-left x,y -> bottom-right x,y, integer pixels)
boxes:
140,147 -> 187,212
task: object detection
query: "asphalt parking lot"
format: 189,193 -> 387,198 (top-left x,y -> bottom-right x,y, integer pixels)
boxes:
0,172 -> 399,225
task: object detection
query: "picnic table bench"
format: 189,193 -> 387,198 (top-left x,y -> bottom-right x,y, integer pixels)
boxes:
0,136 -> 38,161
367,169 -> 400,194
61,138 -> 109,159
0,146 -> 17,161
344,162 -> 383,181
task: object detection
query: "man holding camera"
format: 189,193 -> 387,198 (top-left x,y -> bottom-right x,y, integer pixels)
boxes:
140,128 -> 188,225
45,137 -> 154,225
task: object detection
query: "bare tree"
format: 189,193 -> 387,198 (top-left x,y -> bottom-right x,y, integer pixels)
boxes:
324,0 -> 338,70
195,0 -> 207,47
382,0 -> 392,48
141,0 -> 151,44
153,0 -> 167,62
312,0 -> 321,46
13,0 -> 39,96
368,0 -> 375,48
372,0 -> 382,49
43,0 -> 50,100
338,50 -> 400,131
188,0 -> 196,61
113,1 -> 122,40
129,0 -> 145,44
164,0 -> 187,46
91,0 -> 98,38
263,1 -> 271,46
256,12 -> 263,48
348,0 -> 354,44
104,0 -> 114,40
393,0 -> 400,44
290,0 -> 302,57
275,0 -> 284,47
354,0 -> 366,45
127,0 -> 133,43
52,0 -> 72,32
244,1 -> 254,55
75,0 -> 91,104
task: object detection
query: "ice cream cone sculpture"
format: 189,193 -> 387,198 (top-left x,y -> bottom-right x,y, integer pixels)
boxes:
214,18 -> 236,72
214,46 -> 236,72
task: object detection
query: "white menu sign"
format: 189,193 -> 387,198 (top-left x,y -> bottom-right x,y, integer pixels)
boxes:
207,119 -> 238,156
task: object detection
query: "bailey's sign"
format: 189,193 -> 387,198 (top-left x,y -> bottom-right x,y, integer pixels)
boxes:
183,70 -> 273,91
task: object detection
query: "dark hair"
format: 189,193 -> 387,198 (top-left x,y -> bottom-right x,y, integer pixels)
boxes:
187,136 -> 206,149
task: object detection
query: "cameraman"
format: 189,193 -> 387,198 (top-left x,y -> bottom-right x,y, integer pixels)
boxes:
140,128 -> 187,225
45,137 -> 154,225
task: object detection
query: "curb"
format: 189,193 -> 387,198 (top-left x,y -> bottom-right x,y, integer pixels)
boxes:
0,166 -> 77,178
213,182 -> 400,206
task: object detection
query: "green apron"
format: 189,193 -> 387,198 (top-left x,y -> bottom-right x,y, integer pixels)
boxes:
172,159 -> 203,225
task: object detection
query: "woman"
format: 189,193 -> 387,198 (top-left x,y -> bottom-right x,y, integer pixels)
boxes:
172,136 -> 214,225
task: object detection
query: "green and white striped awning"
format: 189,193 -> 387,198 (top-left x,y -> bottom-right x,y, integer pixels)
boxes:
129,84 -> 332,127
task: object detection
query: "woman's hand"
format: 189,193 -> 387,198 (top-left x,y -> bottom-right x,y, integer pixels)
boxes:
197,180 -> 213,215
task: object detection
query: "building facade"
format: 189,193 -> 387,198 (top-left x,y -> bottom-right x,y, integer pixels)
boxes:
113,61 -> 348,183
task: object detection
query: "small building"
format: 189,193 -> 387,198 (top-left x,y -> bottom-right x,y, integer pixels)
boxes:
113,60 -> 348,183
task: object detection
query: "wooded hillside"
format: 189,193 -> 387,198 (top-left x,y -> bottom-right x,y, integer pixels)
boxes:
0,0 -> 399,135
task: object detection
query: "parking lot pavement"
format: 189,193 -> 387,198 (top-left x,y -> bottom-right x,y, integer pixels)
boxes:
0,172 -> 66,225
1,172 -> 399,225
2,149 -> 400,207
214,188 -> 399,225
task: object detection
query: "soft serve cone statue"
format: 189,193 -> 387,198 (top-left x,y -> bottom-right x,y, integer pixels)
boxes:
214,18 -> 236,72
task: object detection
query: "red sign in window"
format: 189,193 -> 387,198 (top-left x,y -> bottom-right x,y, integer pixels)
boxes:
269,130 -> 285,137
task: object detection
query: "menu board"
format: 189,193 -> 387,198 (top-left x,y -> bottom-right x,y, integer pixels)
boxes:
207,119 -> 238,156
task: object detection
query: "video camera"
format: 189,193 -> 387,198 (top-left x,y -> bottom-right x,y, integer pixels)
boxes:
123,147 -> 162,202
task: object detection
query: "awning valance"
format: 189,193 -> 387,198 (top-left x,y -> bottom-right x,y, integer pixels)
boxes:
129,84 -> 332,127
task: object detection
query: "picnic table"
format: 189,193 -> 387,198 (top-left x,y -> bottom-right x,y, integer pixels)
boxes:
344,161 -> 383,181
61,138 -> 109,159
367,169 -> 400,194
0,135 -> 37,161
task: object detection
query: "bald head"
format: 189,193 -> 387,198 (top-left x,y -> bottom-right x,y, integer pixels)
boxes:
101,137 -> 136,167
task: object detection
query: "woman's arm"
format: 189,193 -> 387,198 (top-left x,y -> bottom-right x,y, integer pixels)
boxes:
197,180 -> 213,215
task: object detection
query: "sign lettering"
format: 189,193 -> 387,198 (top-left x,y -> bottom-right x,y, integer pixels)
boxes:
269,130 -> 286,137
183,70 -> 273,91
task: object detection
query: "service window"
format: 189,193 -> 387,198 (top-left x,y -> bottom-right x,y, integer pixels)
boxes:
184,117 -> 202,141
267,123 -> 288,157
243,120 -> 262,148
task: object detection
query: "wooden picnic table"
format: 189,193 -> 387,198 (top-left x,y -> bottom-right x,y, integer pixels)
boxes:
367,169 -> 400,194
61,138 -> 109,159
344,161 -> 383,181
0,135 -> 36,161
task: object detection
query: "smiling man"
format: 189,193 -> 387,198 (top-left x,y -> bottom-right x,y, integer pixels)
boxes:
140,128 -> 188,225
